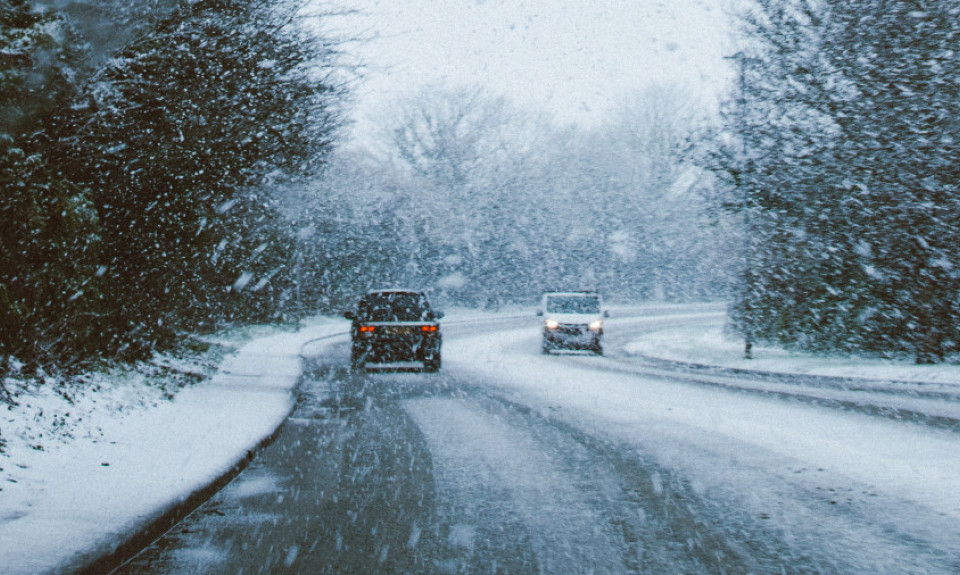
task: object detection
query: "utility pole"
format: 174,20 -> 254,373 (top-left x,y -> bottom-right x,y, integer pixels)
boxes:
725,52 -> 756,359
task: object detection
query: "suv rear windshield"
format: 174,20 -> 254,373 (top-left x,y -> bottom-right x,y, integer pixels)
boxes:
546,295 -> 601,314
358,292 -> 432,322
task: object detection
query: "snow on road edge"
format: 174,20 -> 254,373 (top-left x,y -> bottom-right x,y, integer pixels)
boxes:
0,318 -> 347,575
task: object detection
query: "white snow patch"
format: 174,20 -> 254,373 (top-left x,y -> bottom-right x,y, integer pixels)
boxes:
623,312 -> 960,385
232,271 -> 254,291
228,474 -> 280,499
0,318 -> 345,574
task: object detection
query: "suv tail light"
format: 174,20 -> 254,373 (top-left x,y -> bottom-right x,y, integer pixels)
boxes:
421,325 -> 438,332
359,325 -> 376,333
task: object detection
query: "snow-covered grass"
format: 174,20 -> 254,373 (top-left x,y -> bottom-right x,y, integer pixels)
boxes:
621,309 -> 960,386
2,344 -> 223,461
0,316 -> 348,574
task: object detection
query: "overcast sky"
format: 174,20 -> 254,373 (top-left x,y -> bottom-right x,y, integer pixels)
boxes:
326,0 -> 735,143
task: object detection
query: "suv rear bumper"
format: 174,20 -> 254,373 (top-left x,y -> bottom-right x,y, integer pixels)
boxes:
354,337 -> 440,361
352,326 -> 441,364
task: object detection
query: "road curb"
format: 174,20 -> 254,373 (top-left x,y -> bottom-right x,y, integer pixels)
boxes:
65,394 -> 299,575
55,326 -> 349,574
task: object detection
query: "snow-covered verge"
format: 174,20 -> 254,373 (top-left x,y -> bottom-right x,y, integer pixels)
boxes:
621,308 -> 960,386
445,306 -> 960,571
0,317 -> 347,575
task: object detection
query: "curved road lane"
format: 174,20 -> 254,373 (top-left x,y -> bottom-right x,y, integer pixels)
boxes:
114,335 -> 768,573
113,310 -> 960,573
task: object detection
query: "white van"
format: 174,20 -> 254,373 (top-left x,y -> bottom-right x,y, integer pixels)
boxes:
536,291 -> 607,354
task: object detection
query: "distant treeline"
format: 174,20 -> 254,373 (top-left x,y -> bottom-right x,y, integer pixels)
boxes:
306,85 -> 737,315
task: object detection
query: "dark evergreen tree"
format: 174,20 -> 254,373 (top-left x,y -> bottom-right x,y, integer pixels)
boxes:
0,137 -> 101,366
1,0 -> 101,368
56,0 -> 342,357
715,0 -> 960,360
0,0 -> 85,135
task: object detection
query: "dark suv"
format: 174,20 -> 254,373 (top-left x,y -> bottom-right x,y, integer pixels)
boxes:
343,289 -> 443,371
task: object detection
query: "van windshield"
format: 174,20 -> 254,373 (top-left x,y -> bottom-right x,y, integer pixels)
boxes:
546,295 -> 600,314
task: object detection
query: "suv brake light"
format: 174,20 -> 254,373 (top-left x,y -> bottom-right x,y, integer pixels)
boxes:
421,325 -> 438,332
359,325 -> 376,333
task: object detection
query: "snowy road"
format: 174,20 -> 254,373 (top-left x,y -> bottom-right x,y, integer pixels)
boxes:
115,308 -> 960,573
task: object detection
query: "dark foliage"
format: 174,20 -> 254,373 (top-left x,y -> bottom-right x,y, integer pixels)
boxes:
0,0 -> 85,136
53,0 -> 341,357
715,0 -> 960,361
0,0 -> 100,366
1,0 -> 343,374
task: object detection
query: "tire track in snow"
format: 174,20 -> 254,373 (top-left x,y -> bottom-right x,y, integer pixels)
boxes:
404,397 -> 626,574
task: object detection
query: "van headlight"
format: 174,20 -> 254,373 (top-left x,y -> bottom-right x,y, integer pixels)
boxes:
545,319 -> 560,330
589,320 -> 603,331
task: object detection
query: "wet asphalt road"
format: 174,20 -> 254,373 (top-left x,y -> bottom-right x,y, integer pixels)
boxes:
110,313 -> 960,574
112,332 -> 792,574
